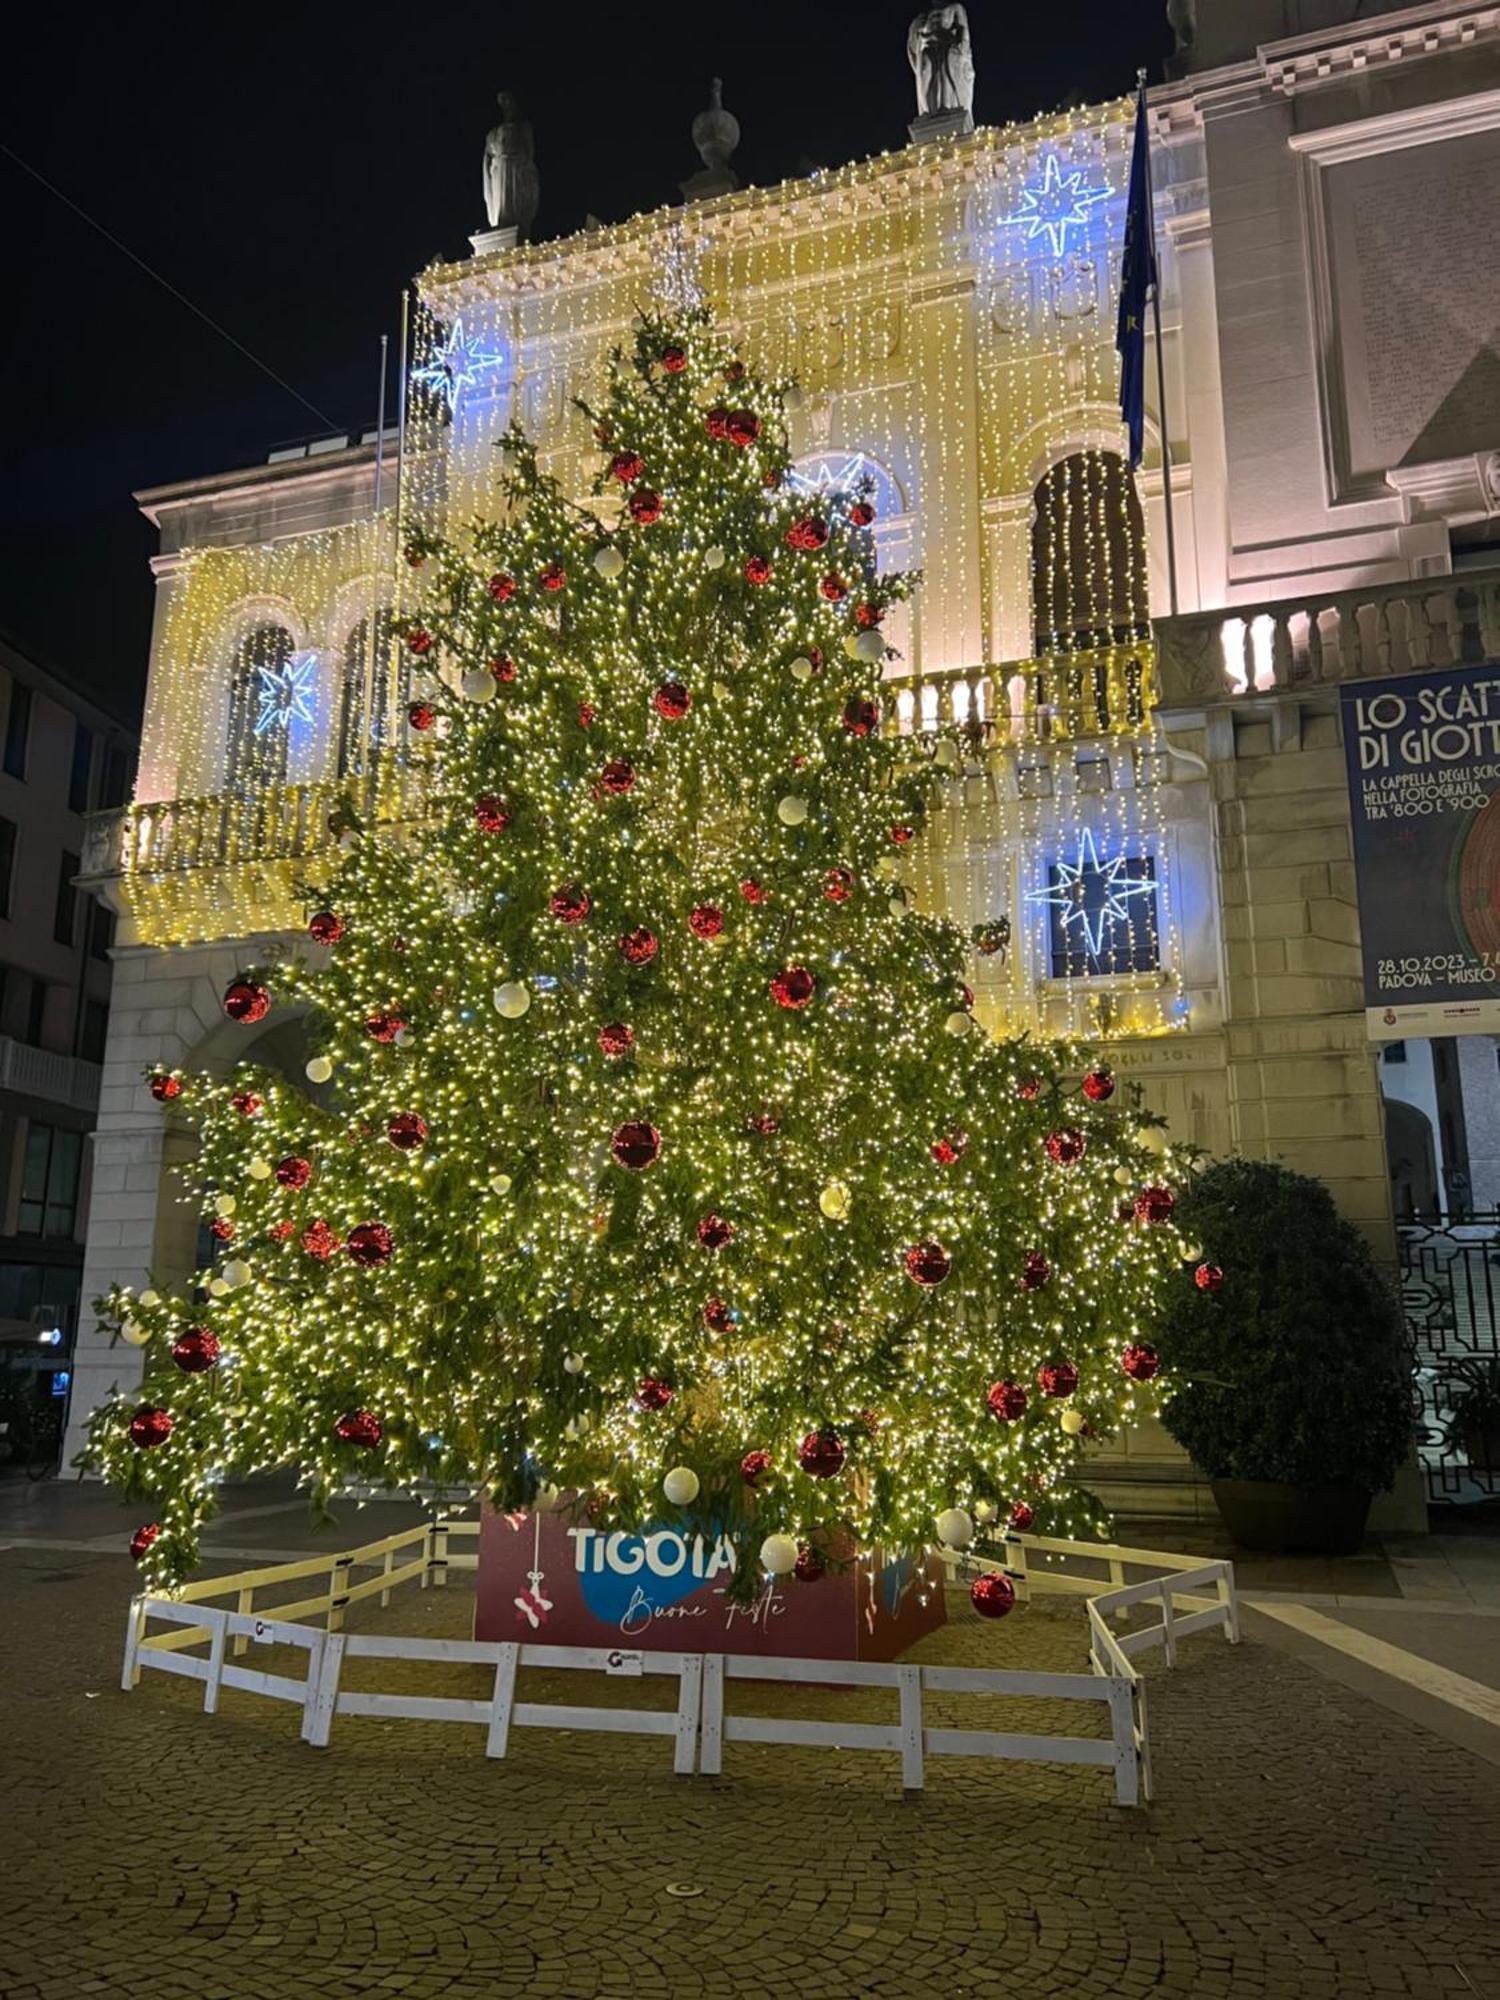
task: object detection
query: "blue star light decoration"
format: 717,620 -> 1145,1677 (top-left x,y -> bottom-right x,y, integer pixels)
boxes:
1029,829 -> 1156,959
254,651 -> 318,737
999,153 -> 1109,257
412,317 -> 505,418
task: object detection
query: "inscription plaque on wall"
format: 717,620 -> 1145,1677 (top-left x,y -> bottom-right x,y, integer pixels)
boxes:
1325,128 -> 1500,479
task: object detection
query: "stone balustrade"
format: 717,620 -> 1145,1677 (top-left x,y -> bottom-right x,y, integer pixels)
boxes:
1155,567 -> 1500,709
884,640 -> 1156,743
0,1035 -> 101,1113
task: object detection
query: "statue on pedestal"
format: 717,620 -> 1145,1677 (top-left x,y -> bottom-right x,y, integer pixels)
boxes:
483,93 -> 541,239
680,77 -> 741,202
908,7 -> 975,126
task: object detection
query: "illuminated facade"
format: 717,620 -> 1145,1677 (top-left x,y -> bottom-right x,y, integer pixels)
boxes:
72,4 -> 1500,1522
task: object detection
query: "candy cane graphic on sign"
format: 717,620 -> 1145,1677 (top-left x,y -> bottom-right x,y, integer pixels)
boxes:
514,1512 -> 553,1630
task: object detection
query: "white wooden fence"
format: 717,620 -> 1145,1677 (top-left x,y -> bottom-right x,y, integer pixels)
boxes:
121,1518 -> 1238,1806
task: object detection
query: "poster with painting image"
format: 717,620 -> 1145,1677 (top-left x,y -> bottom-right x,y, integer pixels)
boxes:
1341,663 -> 1500,1038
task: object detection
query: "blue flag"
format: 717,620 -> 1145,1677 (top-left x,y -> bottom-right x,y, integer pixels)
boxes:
1116,83 -> 1157,472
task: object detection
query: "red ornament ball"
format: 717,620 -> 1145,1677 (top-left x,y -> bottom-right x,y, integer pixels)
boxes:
1081,1068 -> 1116,1102
129,1523 -> 161,1563
704,406 -> 731,440
849,500 -> 875,527
793,1545 -> 826,1583
539,562 -> 567,593
889,824 -> 915,846
231,1090 -> 264,1118
1008,1501 -> 1035,1532
301,1218 -> 341,1260
407,702 -> 436,732
905,1241 -> 952,1287
659,345 -> 687,374
609,449 -> 644,484
824,867 -> 854,904
223,979 -> 270,1025
740,1447 -> 771,1485
1195,1261 -> 1225,1293
987,1379 -> 1027,1421
208,1216 -> 234,1242
1016,1076 -> 1041,1101
726,408 -> 760,447
611,1122 -> 661,1172
347,1221 -> 394,1266
770,965 -> 816,1010
1038,1360 -> 1080,1398
599,759 -> 635,795
490,656 -> 517,684
628,487 -> 663,525
578,702 -> 597,729
129,1405 -> 173,1450
150,1072 -> 182,1103
798,1429 -> 846,1479
842,696 -> 880,737
364,1011 -> 405,1044
549,884 -> 591,926
598,1022 -> 635,1058
618,926 -> 660,965
171,1328 -> 221,1373
819,572 -> 847,602
275,1156 -> 311,1190
654,680 -> 691,720
697,1213 -> 735,1250
474,795 -> 512,834
1121,1343 -> 1162,1382
1021,1252 -> 1052,1291
785,515 -> 830,552
336,1409 -> 383,1448
635,1376 -> 674,1411
268,1219 -> 295,1242
406,627 -> 434,655
743,554 -> 772,586
308,909 -> 345,946
970,1573 -> 1017,1620
1045,1129 -> 1087,1166
748,1110 -> 780,1136
739,878 -> 767,905
703,1296 -> 735,1333
387,1112 -> 427,1151
1135,1184 -> 1176,1224
853,602 -> 884,630
931,1134 -> 965,1165
689,904 -> 725,940
487,571 -> 518,602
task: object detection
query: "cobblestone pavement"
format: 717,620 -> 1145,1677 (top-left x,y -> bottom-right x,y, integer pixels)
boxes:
3,1539 -> 1500,2000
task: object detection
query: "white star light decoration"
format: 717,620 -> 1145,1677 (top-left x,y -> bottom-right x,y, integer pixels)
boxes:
412,317 -> 505,418
253,651 -> 318,737
1030,829 -> 1156,959
999,153 -> 1109,257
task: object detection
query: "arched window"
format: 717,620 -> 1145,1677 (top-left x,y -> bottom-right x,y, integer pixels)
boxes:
1030,451 -> 1149,728
786,451 -> 903,525
226,624 -> 297,788
338,608 -> 401,778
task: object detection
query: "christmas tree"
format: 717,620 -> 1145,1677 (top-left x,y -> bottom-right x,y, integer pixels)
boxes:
94,311 -> 1187,1591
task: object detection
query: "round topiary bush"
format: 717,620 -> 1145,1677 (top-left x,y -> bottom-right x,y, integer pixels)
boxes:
1158,1158 -> 1413,1493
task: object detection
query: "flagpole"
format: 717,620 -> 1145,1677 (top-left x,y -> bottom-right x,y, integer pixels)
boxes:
1138,68 -> 1180,620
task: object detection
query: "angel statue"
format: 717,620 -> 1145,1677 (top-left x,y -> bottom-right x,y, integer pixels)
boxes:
483,92 -> 541,239
908,6 -> 975,121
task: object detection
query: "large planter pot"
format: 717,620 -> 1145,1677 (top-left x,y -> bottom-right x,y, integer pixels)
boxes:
1209,1478 -> 1371,1556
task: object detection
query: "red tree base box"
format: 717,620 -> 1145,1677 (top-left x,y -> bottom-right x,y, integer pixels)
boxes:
474,1505 -> 947,1661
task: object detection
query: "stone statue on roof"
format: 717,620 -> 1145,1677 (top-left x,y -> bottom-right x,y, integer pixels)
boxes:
908,7 -> 975,122
483,92 -> 541,239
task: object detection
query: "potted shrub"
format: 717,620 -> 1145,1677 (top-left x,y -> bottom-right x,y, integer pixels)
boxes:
1444,1357 -> 1500,1472
1157,1158 -> 1413,1554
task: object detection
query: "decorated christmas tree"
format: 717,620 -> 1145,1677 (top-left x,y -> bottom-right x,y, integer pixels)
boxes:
94,311 -> 1187,1594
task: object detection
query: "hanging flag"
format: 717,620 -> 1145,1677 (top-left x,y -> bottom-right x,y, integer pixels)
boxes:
1116,80 -> 1157,472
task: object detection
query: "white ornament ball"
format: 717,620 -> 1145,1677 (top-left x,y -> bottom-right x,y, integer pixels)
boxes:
461,668 -> 497,705
888,895 -> 907,918
138,1289 -> 160,1310
1113,1165 -> 1135,1186
713,682 -> 731,702
842,635 -> 863,661
593,545 -> 625,580
663,1466 -> 701,1506
207,1278 -> 230,1299
221,1259 -> 251,1291
494,981 -> 532,1019
819,1181 -> 851,1221
214,1193 -> 237,1218
873,855 -> 898,883
121,1320 -> 151,1348
933,738 -> 961,770
777,794 -> 809,827
564,1415 -> 588,1440
973,1499 -> 997,1525
782,382 -> 804,412
1060,1407 -> 1087,1435
760,1532 -> 799,1576
789,657 -> 815,682
338,829 -> 359,853
704,545 -> 727,571
936,1506 -> 975,1550
305,1055 -> 334,1085
1179,1240 -> 1203,1264
945,1009 -> 972,1037
854,630 -> 886,663
490,1172 -> 513,1196
563,1351 -> 585,1375
248,1157 -> 272,1182
1140,1124 -> 1170,1155
393,1025 -> 413,1049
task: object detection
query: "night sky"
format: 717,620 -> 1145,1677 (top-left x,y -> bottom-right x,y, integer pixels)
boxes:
2,0 -> 1172,721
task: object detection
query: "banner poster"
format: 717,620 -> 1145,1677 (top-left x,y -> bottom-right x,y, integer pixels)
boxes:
474,1505 -> 948,1662
1340,664 -> 1500,1039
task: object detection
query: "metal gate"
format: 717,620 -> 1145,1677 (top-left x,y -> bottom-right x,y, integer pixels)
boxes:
1399,1213 -> 1500,1503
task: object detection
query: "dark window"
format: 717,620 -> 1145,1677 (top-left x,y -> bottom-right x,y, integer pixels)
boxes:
1045,849 -> 1160,980
4,682 -> 32,780
79,998 -> 108,1064
68,724 -> 94,814
53,853 -> 80,947
100,744 -> 131,809
0,817 -> 16,920
339,608 -> 401,778
17,1123 -> 82,1238
87,900 -> 114,962
1384,1041 -> 1408,1066
24,977 -> 46,1047
226,624 -> 296,788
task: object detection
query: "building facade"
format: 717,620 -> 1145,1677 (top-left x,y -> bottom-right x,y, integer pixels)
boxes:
0,632 -> 134,1436
70,0 -> 1500,1519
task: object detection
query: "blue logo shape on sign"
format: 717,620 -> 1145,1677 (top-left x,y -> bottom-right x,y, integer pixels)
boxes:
576,1523 -> 720,1624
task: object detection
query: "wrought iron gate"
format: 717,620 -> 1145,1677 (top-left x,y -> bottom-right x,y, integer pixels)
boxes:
1399,1214 -> 1500,1503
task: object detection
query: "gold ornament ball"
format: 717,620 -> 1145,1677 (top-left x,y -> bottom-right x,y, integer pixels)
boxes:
945,1010 -> 972,1037
214,1193 -> 237,1218
1060,1408 -> 1087,1435
777,794 -> 809,826
789,657 -> 815,681
563,1352 -> 585,1375
461,668 -> 497,705
490,1171 -> 513,1195
494,982 -> 532,1019
248,1158 -> 272,1181
305,1055 -> 334,1085
138,1289 -> 160,1310
593,545 -> 625,579
121,1320 -> 151,1348
933,738 -> 961,770
819,1181 -> 851,1220
703,545 -> 727,571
